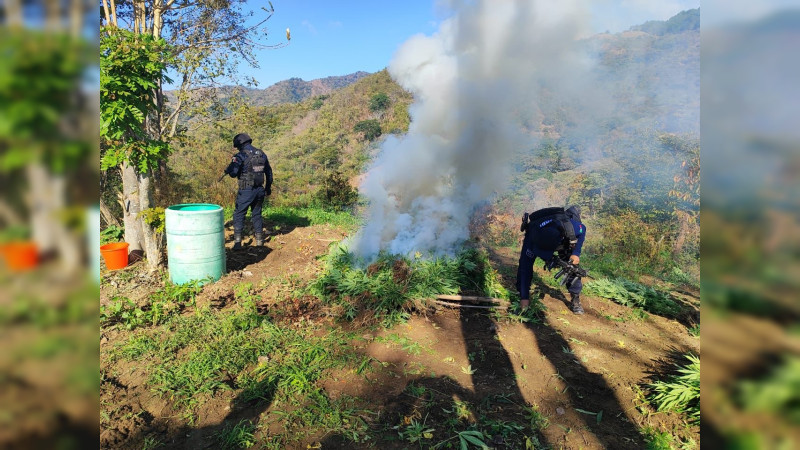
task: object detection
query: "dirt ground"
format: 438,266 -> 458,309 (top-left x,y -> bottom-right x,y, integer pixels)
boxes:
100,221 -> 700,449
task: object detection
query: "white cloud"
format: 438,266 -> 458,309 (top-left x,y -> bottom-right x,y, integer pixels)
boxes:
301,20 -> 317,35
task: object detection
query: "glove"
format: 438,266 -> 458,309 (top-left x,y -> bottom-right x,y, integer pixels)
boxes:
266,185 -> 272,195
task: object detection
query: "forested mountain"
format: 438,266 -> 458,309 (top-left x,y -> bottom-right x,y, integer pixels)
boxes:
229,71 -> 372,106
164,71 -> 371,114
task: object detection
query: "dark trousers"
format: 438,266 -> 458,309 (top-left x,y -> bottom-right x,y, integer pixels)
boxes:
516,228 -> 583,300
232,186 -> 265,237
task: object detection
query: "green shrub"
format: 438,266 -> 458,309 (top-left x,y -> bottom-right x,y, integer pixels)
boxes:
353,119 -> 382,141
314,170 -> 358,211
369,92 -> 390,112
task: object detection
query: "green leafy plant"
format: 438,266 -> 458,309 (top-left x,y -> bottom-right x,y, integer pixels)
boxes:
648,353 -> 700,423
139,207 -> 166,234
217,419 -> 256,449
641,425 -> 675,450
738,356 -> 800,423
585,278 -> 681,318
395,416 -> 435,444
101,224 -> 125,244
100,27 -> 173,173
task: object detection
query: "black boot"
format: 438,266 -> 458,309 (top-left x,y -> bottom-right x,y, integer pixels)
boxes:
255,233 -> 264,246
233,234 -> 242,251
570,294 -> 584,315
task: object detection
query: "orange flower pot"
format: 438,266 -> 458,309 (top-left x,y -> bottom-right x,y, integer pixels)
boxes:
2,241 -> 39,271
100,242 -> 130,270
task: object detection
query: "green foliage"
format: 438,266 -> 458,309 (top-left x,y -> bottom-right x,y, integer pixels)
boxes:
216,419 -> 257,449
369,92 -> 390,112
738,356 -> 800,423
311,94 -> 329,110
0,29 -> 93,173
584,278 -> 682,318
314,170 -> 359,210
138,207 -> 166,233
647,353 -> 700,423
312,247 -> 509,326
100,281 -> 201,330
0,225 -> 30,243
100,27 -> 173,173
641,426 -> 676,450
394,416 -> 435,444
353,119 -> 382,141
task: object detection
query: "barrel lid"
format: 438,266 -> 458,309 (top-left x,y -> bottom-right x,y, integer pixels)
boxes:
166,203 -> 222,212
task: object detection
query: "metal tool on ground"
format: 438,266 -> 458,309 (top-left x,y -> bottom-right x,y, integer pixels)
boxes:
432,295 -> 510,310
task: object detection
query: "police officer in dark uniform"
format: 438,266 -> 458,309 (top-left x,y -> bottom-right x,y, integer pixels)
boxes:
517,205 -> 587,314
224,133 -> 273,250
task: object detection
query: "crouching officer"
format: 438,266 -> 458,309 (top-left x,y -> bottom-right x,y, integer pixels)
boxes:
223,133 -> 273,250
517,205 -> 587,314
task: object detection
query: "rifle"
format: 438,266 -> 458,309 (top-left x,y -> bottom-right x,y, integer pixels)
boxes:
547,257 -> 592,288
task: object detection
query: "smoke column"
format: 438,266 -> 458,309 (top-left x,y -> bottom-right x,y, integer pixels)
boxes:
351,0 -> 592,260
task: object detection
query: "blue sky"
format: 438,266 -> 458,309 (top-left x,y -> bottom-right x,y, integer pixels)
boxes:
226,0 -> 702,89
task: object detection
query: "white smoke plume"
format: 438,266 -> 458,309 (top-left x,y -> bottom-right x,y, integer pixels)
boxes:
351,0 -> 593,260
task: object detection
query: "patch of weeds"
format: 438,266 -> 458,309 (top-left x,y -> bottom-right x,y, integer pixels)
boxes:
585,278 -> 682,318
524,404 -> 550,430
141,435 -> 163,450
375,334 -> 425,356
737,356 -> 800,423
312,246 -> 509,327
481,418 -> 526,442
266,392 -> 371,446
688,324 -> 699,337
443,399 -> 473,423
216,419 -> 257,449
101,280 -> 202,331
647,353 -> 700,423
641,425 -> 675,450
395,414 -> 435,444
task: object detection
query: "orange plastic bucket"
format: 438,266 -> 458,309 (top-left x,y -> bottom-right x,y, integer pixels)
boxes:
2,241 -> 39,271
100,242 -> 130,270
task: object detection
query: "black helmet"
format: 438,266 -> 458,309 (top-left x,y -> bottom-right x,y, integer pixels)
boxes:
233,133 -> 252,149
565,205 -> 582,222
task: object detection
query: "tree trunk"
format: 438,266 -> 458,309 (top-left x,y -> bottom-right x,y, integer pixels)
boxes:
121,161 -> 145,259
0,199 -> 23,226
51,174 -> 83,272
100,197 -> 121,228
2,0 -> 23,27
26,163 -> 57,255
137,172 -> 163,270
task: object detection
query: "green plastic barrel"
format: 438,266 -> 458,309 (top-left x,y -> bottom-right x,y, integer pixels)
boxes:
165,203 -> 226,285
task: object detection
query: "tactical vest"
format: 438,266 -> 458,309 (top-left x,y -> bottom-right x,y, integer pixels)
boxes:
238,148 -> 268,190
521,207 -> 577,252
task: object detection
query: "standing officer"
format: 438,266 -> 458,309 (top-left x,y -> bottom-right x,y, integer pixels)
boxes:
223,133 -> 273,250
517,205 -> 587,314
